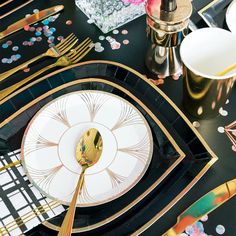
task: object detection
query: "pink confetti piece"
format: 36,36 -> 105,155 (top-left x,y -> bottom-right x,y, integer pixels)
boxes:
123,39 -> 129,45
23,67 -> 30,72
111,41 -> 121,50
66,20 -> 72,25
121,29 -> 128,35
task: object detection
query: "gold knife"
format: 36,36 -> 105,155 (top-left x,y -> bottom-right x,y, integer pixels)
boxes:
163,179 -> 236,236
0,5 -> 64,40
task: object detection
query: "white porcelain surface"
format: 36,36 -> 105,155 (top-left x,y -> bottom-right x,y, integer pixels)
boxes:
21,90 -> 153,207
226,0 -> 236,34
180,27 -> 236,79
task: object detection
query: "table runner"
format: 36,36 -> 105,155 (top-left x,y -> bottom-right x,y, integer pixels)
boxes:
0,150 -> 66,236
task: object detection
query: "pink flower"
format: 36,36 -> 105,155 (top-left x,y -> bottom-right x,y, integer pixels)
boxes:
122,0 -> 145,5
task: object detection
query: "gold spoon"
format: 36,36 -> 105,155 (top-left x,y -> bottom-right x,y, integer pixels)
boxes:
58,128 -> 103,236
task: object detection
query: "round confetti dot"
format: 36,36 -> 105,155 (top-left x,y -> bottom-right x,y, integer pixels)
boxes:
33,9 -> 39,13
36,37 -> 42,42
43,25 -> 49,30
87,19 -> 95,24
216,225 -> 225,234
12,46 -> 19,51
30,37 -> 37,42
48,16 -> 54,22
35,31 -> 42,36
57,36 -> 64,41
49,36 -> 55,41
121,29 -> 128,35
197,106 -> 203,115
225,99 -> 229,104
7,59 -> 12,64
95,42 -> 102,48
25,14 -> 31,18
28,41 -> 34,46
24,25 -> 30,31
49,43 -> 55,47
99,36 -> 105,40
7,40 -> 12,46
219,107 -> 228,116
11,55 -> 17,61
29,27 -> 35,32
1,58 -> 7,63
106,36 -> 112,40
15,54 -> 21,59
36,27 -> 43,31
111,41 -> 121,50
23,41 -> 28,46
2,43 -> 8,49
66,20 -> 72,25
123,39 -> 129,45
23,67 -> 30,72
42,19 -> 49,25
185,225 -> 194,235
50,27 -> 56,32
95,46 -> 104,52
232,145 -> 236,152
217,127 -> 225,133
193,121 -> 200,128
113,29 -> 119,34
200,215 -> 208,222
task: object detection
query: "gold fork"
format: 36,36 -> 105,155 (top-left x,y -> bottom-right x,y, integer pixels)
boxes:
0,33 -> 78,82
0,38 -> 94,102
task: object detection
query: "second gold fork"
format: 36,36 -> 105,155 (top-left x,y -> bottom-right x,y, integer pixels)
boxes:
0,38 -> 94,102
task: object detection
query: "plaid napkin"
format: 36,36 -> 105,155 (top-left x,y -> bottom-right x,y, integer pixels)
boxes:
0,150 -> 66,236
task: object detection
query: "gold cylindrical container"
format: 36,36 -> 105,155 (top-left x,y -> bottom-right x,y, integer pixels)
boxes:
180,28 -> 236,119
145,0 -> 192,77
183,65 -> 235,119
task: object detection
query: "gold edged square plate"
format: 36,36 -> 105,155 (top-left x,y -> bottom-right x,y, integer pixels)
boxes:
0,61 -> 218,235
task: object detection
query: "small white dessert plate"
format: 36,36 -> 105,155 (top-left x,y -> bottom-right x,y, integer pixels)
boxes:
21,90 -> 153,207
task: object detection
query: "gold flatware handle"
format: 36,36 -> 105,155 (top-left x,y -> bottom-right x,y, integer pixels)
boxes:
0,63 -> 56,101
0,160 -> 21,171
215,63 -> 236,76
0,53 -> 45,82
58,168 -> 86,236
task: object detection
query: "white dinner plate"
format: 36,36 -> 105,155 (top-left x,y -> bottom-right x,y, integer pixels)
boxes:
226,0 -> 236,34
21,90 -> 153,207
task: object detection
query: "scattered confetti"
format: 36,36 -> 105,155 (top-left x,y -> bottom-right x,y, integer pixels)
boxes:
111,41 -> 121,50
7,41 -> 12,46
197,106 -> 203,115
216,225 -> 225,234
193,121 -> 200,128
99,36 -> 105,40
1,58 -> 7,63
217,127 -> 225,133
66,20 -> 72,25
121,29 -> 128,35
232,145 -> 236,152
200,215 -> 208,222
219,107 -> 228,116
12,46 -> 19,51
113,29 -> 119,34
2,43 -> 8,49
123,39 -> 129,45
23,67 -> 30,73
95,46 -> 104,52
57,36 -> 64,41
87,19 -> 95,24
24,25 -> 30,31
33,9 -> 39,13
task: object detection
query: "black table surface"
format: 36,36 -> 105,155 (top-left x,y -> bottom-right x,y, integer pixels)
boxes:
0,0 -> 235,235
